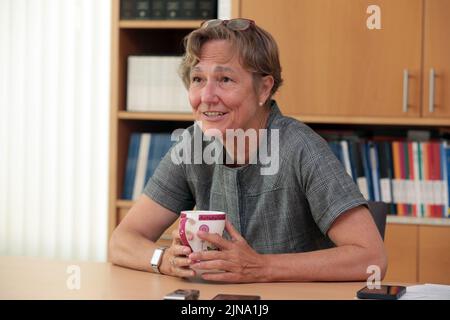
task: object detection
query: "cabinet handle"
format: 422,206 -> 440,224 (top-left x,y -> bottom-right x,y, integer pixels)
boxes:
429,68 -> 435,113
402,69 -> 409,113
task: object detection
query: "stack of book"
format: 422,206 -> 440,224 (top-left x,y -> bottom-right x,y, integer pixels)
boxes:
120,0 -> 217,20
126,56 -> 191,113
122,132 -> 175,200
325,137 -> 450,218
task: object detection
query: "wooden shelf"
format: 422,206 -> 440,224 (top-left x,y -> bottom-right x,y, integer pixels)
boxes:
118,111 -> 194,121
118,111 -> 450,126
294,115 -> 450,127
118,111 -> 193,121
116,200 -> 134,209
387,216 -> 450,226
119,20 -> 202,29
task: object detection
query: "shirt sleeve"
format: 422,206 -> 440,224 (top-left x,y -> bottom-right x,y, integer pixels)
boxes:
143,143 -> 195,215
296,130 -> 367,235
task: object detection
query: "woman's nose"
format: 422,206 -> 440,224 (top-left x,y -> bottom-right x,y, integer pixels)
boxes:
201,81 -> 219,105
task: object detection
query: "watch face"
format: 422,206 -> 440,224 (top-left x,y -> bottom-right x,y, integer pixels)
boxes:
151,248 -> 165,268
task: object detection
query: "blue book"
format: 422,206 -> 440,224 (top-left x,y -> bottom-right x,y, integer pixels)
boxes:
328,141 -> 343,165
122,133 -> 141,200
446,146 -> 450,218
369,141 -> 381,201
350,141 -> 368,199
144,133 -> 174,184
361,142 -> 374,201
385,141 -> 397,215
376,141 -> 395,214
347,140 -> 358,183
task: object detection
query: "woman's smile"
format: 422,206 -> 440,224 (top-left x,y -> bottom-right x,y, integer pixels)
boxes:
200,110 -> 229,122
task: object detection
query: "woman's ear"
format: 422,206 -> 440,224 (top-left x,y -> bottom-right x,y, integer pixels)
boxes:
258,75 -> 274,105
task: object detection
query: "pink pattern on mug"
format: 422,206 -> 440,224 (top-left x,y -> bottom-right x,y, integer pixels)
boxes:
179,216 -> 192,250
179,210 -> 226,253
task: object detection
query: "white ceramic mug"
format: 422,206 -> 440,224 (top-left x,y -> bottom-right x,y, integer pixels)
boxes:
179,210 -> 226,252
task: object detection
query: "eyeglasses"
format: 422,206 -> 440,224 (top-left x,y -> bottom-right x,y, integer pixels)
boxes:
200,18 -> 255,31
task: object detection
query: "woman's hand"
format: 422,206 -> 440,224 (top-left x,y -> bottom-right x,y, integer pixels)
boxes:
188,220 -> 268,283
159,229 -> 195,278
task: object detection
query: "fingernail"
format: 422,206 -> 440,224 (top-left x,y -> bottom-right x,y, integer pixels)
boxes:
197,230 -> 206,236
183,248 -> 190,255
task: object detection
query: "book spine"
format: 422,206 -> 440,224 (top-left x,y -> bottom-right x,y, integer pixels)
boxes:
361,142 -> 374,201
132,134 -> 151,200
135,0 -> 151,19
423,142 -> 431,217
122,133 -> 141,200
182,0 -> 198,19
386,141 -> 396,215
150,0 -> 166,19
402,141 -> 411,215
379,141 -> 393,208
340,140 -> 353,179
408,142 -> 417,216
328,141 -> 341,163
198,0 -> 218,19
417,142 -> 425,217
433,142 -> 443,217
428,142 -> 437,217
350,141 -> 368,200
145,133 -> 156,184
145,133 -> 175,182
392,141 -> 403,215
440,141 -> 448,218
412,142 -> 422,218
121,0 -> 136,19
347,140 -> 358,183
446,146 -> 450,217
148,133 -> 164,183
369,142 -> 381,201
166,0 -> 182,19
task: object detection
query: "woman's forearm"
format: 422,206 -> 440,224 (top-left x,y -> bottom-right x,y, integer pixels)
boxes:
262,244 -> 387,282
109,228 -> 159,272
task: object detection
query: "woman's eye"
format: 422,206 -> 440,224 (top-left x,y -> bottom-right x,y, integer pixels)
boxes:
221,77 -> 232,83
191,76 -> 202,83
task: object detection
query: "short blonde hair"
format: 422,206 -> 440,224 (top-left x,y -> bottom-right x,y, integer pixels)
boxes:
179,20 -> 283,100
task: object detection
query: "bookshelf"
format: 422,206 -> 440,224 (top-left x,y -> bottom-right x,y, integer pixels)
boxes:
110,0 -> 203,238
119,20 -> 202,29
109,0 -> 450,283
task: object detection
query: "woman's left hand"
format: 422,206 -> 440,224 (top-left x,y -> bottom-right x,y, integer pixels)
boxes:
188,220 -> 268,283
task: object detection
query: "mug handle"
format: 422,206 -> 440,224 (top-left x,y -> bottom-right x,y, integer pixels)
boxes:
179,216 -> 192,251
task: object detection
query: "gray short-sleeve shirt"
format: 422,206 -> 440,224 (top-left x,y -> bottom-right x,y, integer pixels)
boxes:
144,101 -> 367,254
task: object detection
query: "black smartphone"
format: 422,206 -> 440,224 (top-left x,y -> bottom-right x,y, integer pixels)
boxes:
357,285 -> 406,300
212,294 -> 261,300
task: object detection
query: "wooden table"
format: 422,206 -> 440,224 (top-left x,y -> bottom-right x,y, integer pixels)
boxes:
0,256 -> 400,300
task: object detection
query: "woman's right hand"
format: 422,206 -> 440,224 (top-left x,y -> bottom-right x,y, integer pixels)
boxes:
159,229 -> 195,278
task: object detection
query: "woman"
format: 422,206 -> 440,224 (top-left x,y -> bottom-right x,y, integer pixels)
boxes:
109,19 -> 387,283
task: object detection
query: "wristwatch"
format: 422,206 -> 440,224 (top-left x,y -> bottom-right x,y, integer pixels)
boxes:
150,247 -> 166,274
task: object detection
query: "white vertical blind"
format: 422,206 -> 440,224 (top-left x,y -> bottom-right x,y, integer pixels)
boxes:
0,0 -> 111,262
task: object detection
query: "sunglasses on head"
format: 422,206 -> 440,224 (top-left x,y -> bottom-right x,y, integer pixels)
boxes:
200,18 -> 255,31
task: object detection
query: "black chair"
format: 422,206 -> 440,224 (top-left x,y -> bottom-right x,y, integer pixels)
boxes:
367,201 -> 388,240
